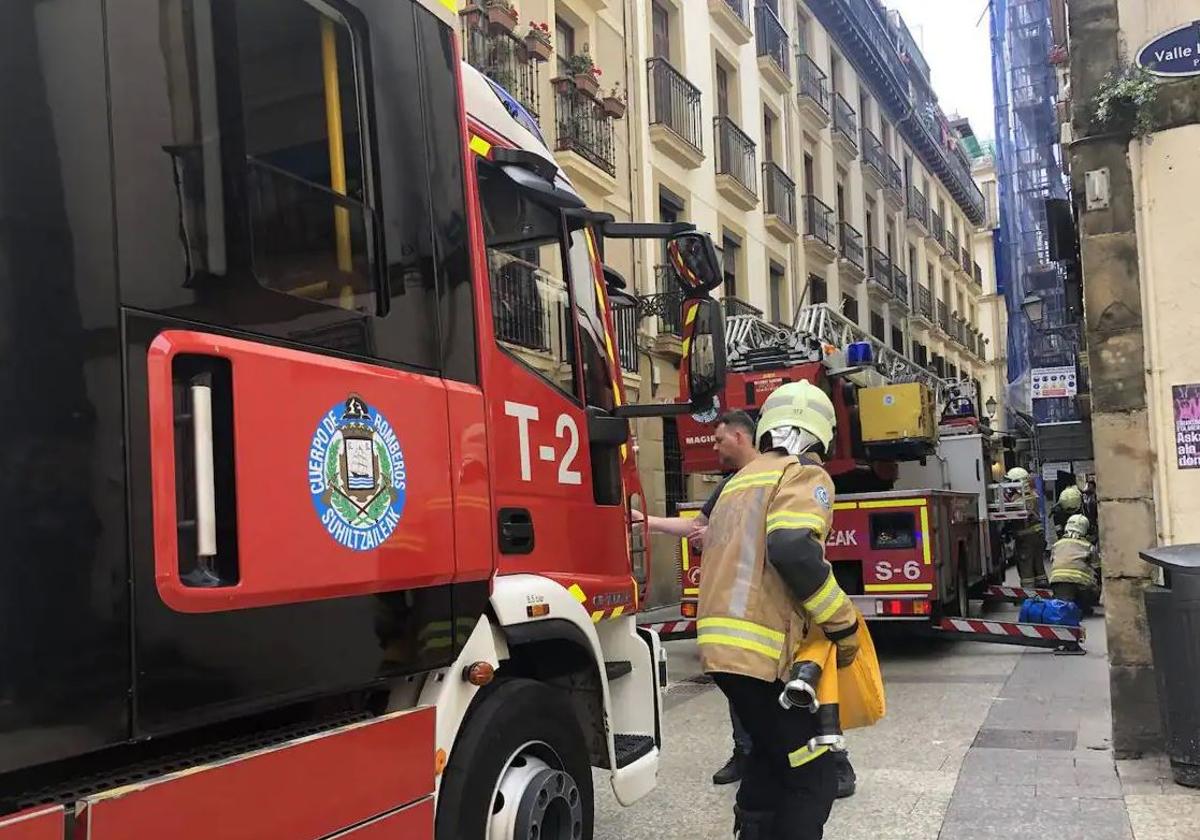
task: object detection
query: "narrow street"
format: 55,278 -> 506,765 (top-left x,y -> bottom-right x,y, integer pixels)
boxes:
598,600 -> 1196,839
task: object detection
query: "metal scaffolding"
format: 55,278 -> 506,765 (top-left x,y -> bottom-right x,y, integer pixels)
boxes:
991,0 -> 1077,425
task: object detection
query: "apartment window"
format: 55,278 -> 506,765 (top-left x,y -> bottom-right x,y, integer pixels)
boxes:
948,363 -> 959,380
903,154 -> 912,190
652,2 -> 670,60
886,228 -> 895,262
865,197 -> 876,253
763,109 -> 776,162
803,153 -> 815,194
556,18 -> 576,77
830,52 -> 842,95
795,8 -> 811,55
769,262 -> 786,323
859,94 -> 872,131
662,418 -> 685,515
870,310 -> 886,340
842,293 -> 858,323
909,244 -> 918,280
809,273 -> 827,304
658,187 -> 685,264
881,120 -> 892,155
927,262 -> 935,286
836,181 -> 846,221
722,233 -> 740,298
716,63 -> 731,117
891,325 -> 904,354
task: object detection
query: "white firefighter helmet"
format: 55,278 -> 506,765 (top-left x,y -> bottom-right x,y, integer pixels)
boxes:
1005,466 -> 1030,482
1065,514 -> 1090,538
1058,485 -> 1083,511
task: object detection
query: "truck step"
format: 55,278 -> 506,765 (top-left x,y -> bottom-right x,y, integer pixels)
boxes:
613,734 -> 655,768
935,617 -> 1085,651
984,584 -> 1053,602
604,660 -> 633,680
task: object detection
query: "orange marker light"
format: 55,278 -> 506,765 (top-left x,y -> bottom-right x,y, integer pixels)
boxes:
435,748 -> 448,776
681,602 -> 697,618
526,603 -> 550,618
464,661 -> 495,686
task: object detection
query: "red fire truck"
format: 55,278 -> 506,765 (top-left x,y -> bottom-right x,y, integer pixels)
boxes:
0,4 -> 726,838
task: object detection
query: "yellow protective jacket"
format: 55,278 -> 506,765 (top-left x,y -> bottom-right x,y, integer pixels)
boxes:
697,451 -> 858,685
1049,537 -> 1097,588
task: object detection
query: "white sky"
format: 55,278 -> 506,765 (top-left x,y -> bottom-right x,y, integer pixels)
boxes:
886,0 -> 997,142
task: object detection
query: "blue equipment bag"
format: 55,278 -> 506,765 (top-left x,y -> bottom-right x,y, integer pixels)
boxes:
1019,598 -> 1083,627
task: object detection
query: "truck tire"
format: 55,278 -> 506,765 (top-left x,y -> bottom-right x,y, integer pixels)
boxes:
944,552 -> 970,618
435,678 -> 593,840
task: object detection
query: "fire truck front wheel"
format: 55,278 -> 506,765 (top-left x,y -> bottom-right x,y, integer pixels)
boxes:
436,678 -> 593,840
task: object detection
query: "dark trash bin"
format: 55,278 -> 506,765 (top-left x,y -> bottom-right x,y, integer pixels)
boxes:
1140,544 -> 1200,787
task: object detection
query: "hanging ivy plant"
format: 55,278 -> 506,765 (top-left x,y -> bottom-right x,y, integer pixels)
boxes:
1089,62 -> 1159,138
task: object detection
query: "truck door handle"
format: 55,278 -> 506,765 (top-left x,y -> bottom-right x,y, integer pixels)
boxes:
498,508 -> 535,555
192,375 -> 218,560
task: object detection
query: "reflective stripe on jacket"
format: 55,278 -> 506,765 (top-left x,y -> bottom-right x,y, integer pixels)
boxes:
697,451 -> 855,683
1049,537 -> 1097,588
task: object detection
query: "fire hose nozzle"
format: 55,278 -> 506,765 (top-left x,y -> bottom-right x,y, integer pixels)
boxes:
779,660 -> 823,711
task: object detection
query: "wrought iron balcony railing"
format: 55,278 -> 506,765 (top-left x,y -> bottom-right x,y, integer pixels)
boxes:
892,267 -> 909,306
936,299 -> 949,332
832,93 -> 858,151
930,210 -> 944,247
839,221 -> 865,270
907,187 -> 928,227
490,262 -> 565,356
884,155 -> 902,193
868,247 -> 893,293
647,57 -> 703,154
463,21 -> 540,119
720,0 -> 751,26
763,162 -> 796,230
647,268 -> 685,337
803,195 -> 837,248
945,230 -> 959,262
755,3 -> 790,79
555,85 -> 617,175
916,284 -> 933,320
724,296 -> 763,318
973,262 -> 984,288
862,127 -> 887,184
611,302 -> 639,373
961,246 -> 972,274
797,54 -> 830,115
715,115 -> 757,196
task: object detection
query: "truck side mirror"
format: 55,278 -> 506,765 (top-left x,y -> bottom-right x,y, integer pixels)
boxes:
686,299 -> 727,414
667,233 -> 723,298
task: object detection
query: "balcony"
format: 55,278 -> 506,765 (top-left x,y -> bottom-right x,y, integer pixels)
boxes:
709,0 -> 753,45
804,0 -> 986,225
724,296 -> 763,318
972,262 -> 984,290
936,299 -> 949,335
890,267 -> 909,311
906,187 -> 929,234
861,127 -> 887,192
611,302 -> 640,374
942,230 -> 960,270
755,3 -> 792,92
867,247 -> 893,300
832,93 -> 858,159
950,315 -> 965,347
554,84 -> 617,193
802,195 -> 838,265
883,155 -> 904,208
960,246 -> 972,276
647,57 -> 705,169
838,221 -> 865,281
763,162 -> 797,240
928,209 -> 946,254
644,268 -> 685,358
912,284 -> 934,325
796,54 -> 831,128
714,116 -> 758,210
462,18 -> 541,119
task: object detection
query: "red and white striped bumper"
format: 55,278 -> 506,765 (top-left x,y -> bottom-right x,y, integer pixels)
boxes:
984,584 -> 1054,601
937,616 -> 1085,648
638,619 -> 696,639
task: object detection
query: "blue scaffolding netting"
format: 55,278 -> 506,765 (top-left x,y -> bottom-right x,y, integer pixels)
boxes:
991,0 -> 1078,426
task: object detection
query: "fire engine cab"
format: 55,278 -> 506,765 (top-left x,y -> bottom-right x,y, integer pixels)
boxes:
0,2 -> 727,838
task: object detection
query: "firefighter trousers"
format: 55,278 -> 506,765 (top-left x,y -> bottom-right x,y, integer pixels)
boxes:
1015,530 -> 1048,588
712,672 -> 837,839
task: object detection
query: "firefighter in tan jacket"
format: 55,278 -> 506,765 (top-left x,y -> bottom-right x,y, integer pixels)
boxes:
698,382 -> 858,840
1049,514 -> 1100,612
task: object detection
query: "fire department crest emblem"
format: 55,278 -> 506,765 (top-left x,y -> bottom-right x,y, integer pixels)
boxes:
307,394 -> 407,551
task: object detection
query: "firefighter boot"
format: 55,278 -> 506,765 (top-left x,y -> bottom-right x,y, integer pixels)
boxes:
713,751 -> 746,785
733,806 -> 774,839
831,750 -> 856,799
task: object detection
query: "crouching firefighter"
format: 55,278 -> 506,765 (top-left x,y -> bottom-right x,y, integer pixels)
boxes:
1049,514 -> 1100,613
697,382 -> 860,840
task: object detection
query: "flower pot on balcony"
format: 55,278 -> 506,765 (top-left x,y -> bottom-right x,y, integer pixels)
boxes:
485,3 -> 518,35
601,96 -> 626,119
574,73 -> 600,98
524,32 -> 552,62
551,76 -> 575,95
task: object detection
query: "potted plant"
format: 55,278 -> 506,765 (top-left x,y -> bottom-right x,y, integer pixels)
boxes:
524,22 -> 552,62
1089,61 -> 1159,139
601,83 -> 626,119
567,50 -> 602,98
484,0 -> 518,35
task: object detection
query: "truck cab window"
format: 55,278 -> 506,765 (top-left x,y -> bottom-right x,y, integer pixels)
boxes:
477,161 -> 577,398
567,224 -> 616,412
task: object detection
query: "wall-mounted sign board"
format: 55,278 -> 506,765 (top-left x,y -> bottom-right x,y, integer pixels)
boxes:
1137,21 -> 1200,77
